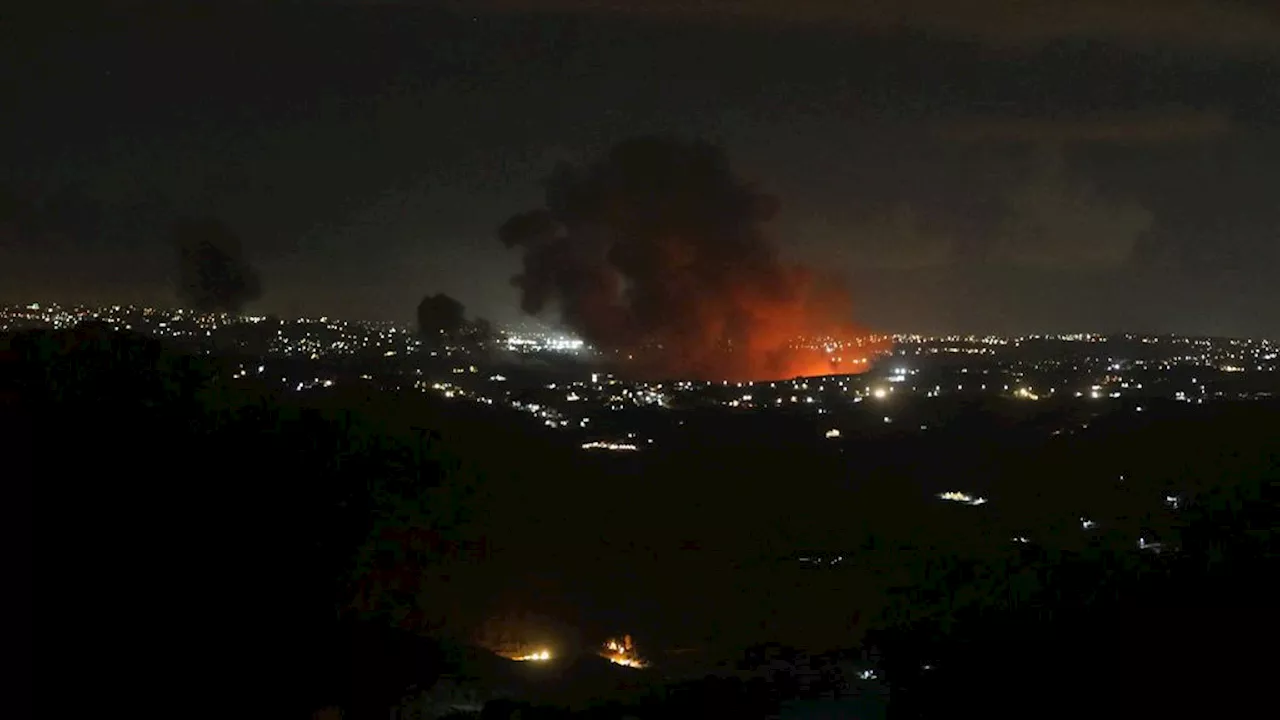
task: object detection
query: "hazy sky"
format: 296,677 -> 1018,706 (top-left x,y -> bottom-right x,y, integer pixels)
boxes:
3,0 -> 1278,337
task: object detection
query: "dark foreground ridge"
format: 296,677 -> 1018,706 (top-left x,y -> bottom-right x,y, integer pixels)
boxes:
7,324 -> 1276,719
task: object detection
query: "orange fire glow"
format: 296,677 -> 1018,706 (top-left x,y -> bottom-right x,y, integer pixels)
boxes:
615,334 -> 890,382
500,136 -> 893,385
599,264 -> 893,382
600,636 -> 646,668
512,649 -> 552,662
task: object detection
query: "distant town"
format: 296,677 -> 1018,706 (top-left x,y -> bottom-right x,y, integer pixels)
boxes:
8,298 -> 1276,489
7,302 -> 1275,413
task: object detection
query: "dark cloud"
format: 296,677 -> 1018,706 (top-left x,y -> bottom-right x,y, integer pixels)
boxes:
471,0 -> 1280,52
3,2 -> 1276,337
499,135 -> 881,381
0,184 -> 104,249
940,109 -> 1235,145
797,204 -> 955,271
989,150 -> 1154,271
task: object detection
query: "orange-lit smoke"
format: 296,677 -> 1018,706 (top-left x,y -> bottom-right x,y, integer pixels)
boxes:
500,136 -> 885,381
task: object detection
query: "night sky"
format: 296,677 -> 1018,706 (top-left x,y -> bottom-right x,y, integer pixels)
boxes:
3,1 -> 1278,338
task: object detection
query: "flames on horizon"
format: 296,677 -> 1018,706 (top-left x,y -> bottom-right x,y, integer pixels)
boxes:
500,136 -> 887,382
600,635 -> 645,668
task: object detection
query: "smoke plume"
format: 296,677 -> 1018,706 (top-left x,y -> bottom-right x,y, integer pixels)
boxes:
417,292 -> 467,341
417,292 -> 492,348
172,217 -> 262,314
499,135 -> 878,381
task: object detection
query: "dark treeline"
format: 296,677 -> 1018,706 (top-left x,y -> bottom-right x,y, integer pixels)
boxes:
7,324 -> 483,717
6,325 -> 1276,719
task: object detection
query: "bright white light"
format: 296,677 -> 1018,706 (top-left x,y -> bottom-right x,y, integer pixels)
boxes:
825,428 -> 841,439
938,491 -> 987,506
582,441 -> 639,452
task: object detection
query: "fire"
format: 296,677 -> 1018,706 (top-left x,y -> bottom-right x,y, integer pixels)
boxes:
512,649 -> 552,662
600,635 -> 646,668
500,137 -> 891,385
615,335 -> 890,383
938,491 -> 988,506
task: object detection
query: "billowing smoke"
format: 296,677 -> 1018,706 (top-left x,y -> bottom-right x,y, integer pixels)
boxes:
172,217 -> 262,314
417,292 -> 493,348
417,292 -> 467,341
500,135 -> 878,381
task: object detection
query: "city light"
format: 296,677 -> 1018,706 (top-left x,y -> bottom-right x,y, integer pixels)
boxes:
582,441 -> 640,452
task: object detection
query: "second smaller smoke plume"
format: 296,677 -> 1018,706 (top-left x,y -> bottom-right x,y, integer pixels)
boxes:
417,293 -> 492,349
172,217 -> 262,314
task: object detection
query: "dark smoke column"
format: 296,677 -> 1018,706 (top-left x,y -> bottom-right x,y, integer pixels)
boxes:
417,293 -> 494,352
172,217 -> 262,314
499,135 -> 876,381
417,293 -> 467,344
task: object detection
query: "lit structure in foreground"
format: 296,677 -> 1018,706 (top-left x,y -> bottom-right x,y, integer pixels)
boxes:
600,636 -> 646,668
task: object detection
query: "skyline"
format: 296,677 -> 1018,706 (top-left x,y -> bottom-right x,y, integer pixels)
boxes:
3,1 -> 1278,338
8,300 -> 1279,349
